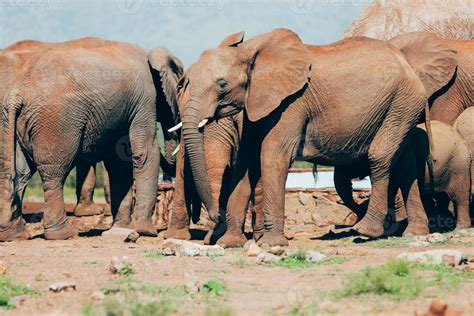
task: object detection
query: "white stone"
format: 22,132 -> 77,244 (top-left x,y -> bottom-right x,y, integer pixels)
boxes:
162,239 -> 224,257
305,251 -> 327,263
102,227 -> 139,243
397,249 -> 465,265
256,252 -> 281,265
49,282 -> 76,293
247,243 -> 262,257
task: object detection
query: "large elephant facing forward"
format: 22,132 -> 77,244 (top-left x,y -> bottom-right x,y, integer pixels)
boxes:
177,28 -> 456,247
0,41 -> 182,241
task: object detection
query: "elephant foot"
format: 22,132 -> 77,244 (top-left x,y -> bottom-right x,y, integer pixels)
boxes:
114,218 -> 134,229
203,230 -> 213,245
403,222 -> 429,236
134,219 -> 157,237
164,227 -> 191,241
44,220 -> 78,240
74,201 -> 104,217
0,218 -> 30,241
217,232 -> 248,248
353,217 -> 384,238
256,231 -> 289,247
455,219 -> 472,230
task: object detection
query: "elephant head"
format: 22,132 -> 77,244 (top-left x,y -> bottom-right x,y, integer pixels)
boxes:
148,48 -> 184,176
178,28 -> 311,222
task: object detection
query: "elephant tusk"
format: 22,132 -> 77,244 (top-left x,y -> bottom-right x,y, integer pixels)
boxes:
198,119 -> 209,128
172,144 -> 180,156
168,122 -> 182,133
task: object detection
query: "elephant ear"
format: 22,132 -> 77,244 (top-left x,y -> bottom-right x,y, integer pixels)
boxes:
241,28 -> 311,122
219,31 -> 244,47
389,32 -> 457,96
148,48 -> 184,120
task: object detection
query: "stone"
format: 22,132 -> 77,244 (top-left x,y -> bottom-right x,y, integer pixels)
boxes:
0,261 -> 6,275
247,243 -> 262,257
108,256 -> 121,274
305,251 -> 327,263
256,252 -> 281,265
398,249 -> 465,265
163,239 -> 201,257
426,233 -> 446,243
243,239 -> 255,251
162,239 -> 224,257
409,241 -> 430,247
49,282 -> 76,293
102,227 -> 139,243
298,192 -> 311,205
268,246 -> 285,256
184,271 -> 199,293
90,291 -> 105,301
414,299 -> 462,316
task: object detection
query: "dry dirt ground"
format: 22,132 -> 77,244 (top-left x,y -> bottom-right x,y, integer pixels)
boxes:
1,222 -> 474,316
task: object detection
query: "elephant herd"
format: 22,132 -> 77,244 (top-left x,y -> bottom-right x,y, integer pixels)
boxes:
0,28 -> 472,248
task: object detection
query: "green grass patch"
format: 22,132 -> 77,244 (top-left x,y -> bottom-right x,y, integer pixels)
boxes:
336,259 -> 474,301
0,275 -> 39,309
83,295 -> 177,316
202,278 -> 227,298
144,251 -> 165,259
117,261 -> 135,278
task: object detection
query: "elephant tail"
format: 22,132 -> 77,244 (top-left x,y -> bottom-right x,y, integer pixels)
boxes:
424,101 -> 436,199
2,94 -> 23,186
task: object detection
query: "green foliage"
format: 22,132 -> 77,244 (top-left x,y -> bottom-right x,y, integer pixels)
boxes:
144,251 -> 164,259
337,260 -> 422,300
117,261 -> 135,278
83,296 -> 176,316
204,306 -> 235,316
202,278 -> 227,298
0,275 -> 39,309
336,259 -> 474,301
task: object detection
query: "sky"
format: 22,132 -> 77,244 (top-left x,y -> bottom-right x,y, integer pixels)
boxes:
0,0 -> 368,66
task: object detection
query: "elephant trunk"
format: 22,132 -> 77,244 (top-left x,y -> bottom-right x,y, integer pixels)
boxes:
182,101 -> 217,222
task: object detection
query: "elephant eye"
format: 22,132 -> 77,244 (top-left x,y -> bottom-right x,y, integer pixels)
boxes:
216,79 -> 228,91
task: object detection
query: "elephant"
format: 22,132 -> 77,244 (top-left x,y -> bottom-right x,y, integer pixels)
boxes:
335,121 -> 472,233
0,40 -> 182,241
454,107 -> 474,195
164,112 -> 258,244
343,0 -> 473,41
177,28 -> 456,247
1,38 -> 110,217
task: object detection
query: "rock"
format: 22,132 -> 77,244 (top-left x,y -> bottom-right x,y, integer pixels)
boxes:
0,261 -> 6,275
184,271 -> 199,293
90,291 -> 105,301
305,251 -> 327,263
398,249 -> 465,265
298,192 -> 310,205
163,239 -> 201,257
108,256 -> 121,274
49,282 -> 76,293
256,252 -> 281,265
409,241 -> 430,247
201,245 -> 225,257
102,227 -> 139,243
162,239 -> 224,257
268,246 -> 285,256
243,239 -> 255,251
415,299 -> 462,316
247,243 -> 262,257
426,233 -> 446,243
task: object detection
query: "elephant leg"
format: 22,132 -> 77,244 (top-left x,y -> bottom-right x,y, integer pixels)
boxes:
449,173 -> 472,229
164,147 -> 191,240
334,166 -> 365,220
0,144 -> 33,241
129,118 -> 159,237
395,145 -> 429,236
103,156 -> 134,229
252,178 -> 265,241
217,169 -> 252,248
39,174 -> 77,240
74,162 -> 104,217
102,162 -> 112,216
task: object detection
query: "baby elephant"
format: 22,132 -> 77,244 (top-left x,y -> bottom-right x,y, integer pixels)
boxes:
454,107 -> 474,196
336,120 -> 472,234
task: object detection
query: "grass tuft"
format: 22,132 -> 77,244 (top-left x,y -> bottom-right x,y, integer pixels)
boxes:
202,278 -> 227,298
0,275 -> 39,309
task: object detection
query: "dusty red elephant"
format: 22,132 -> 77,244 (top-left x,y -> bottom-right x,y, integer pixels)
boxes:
176,28 -> 456,247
